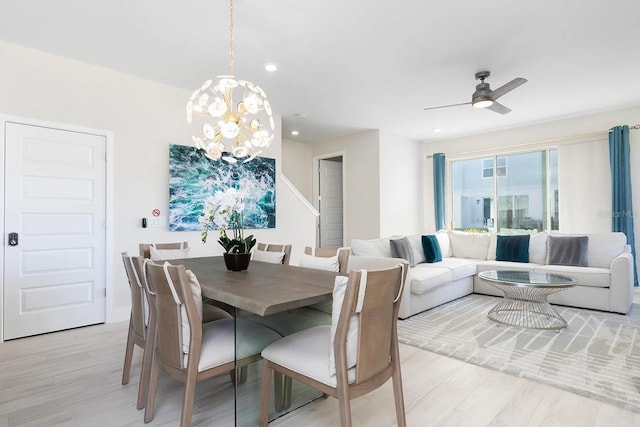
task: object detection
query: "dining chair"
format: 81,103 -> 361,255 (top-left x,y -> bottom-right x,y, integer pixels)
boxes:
143,260 -> 281,427
121,253 -> 153,410
259,262 -> 409,427
252,243 -> 292,265
122,253 -> 233,409
139,242 -> 190,260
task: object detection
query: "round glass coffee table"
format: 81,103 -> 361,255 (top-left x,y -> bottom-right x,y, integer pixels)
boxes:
478,270 -> 577,331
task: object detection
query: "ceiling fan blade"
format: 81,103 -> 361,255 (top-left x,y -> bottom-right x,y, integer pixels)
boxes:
424,101 -> 471,111
487,101 -> 511,115
491,77 -> 527,100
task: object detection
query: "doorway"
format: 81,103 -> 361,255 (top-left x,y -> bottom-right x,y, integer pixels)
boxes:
316,155 -> 344,248
2,120 -> 108,340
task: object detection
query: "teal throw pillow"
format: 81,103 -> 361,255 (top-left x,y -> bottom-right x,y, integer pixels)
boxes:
495,235 -> 530,263
421,235 -> 442,263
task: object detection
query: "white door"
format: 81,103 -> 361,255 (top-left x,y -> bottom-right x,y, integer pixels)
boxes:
319,158 -> 343,248
3,122 -> 106,340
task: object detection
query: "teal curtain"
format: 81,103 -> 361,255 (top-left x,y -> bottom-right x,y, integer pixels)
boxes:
609,125 -> 638,286
433,153 -> 446,230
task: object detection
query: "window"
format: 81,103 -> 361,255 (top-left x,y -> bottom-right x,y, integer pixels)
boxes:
451,149 -> 558,233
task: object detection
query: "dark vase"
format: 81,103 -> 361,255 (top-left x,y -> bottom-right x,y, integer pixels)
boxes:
223,253 -> 251,271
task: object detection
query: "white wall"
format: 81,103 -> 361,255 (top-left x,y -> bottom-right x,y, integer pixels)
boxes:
0,40 -> 300,323
379,131 -> 424,236
282,137 -> 313,201
312,131 -> 381,243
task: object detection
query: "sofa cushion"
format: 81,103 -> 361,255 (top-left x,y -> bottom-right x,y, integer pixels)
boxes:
476,260 -> 538,273
435,257 -> 477,281
390,237 -> 416,266
408,266 -> 452,295
448,231 -> 490,260
534,265 -> 610,288
547,235 -> 588,267
421,235 -> 442,263
587,232 -> 627,268
350,237 -> 392,257
496,235 -> 530,263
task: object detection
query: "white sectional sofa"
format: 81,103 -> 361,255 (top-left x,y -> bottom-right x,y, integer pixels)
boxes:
349,231 -> 635,319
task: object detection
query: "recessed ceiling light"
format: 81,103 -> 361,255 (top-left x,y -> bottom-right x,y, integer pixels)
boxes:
264,63 -> 278,72
433,128 -> 442,133
290,130 -> 300,136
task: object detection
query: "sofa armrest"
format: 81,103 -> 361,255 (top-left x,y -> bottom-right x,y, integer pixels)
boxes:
609,251 -> 634,314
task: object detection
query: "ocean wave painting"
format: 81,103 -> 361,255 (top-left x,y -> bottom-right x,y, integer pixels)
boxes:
169,144 -> 276,231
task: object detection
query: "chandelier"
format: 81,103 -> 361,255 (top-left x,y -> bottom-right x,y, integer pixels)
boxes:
186,0 -> 274,163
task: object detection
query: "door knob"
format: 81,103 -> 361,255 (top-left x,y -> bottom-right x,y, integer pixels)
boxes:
8,232 -> 18,246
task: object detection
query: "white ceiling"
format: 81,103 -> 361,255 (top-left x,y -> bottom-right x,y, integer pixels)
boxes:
1,0 -> 640,143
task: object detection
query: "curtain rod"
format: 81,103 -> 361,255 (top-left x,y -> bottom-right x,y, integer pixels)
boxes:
427,124 -> 640,159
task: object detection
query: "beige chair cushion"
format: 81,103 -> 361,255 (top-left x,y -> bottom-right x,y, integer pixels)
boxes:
329,274 -> 367,376
299,253 -> 340,272
252,249 -> 285,264
163,265 -> 204,354
150,246 -> 191,261
261,325 -> 356,387
189,318 -> 281,372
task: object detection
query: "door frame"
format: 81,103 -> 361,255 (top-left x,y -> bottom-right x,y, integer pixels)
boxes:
0,115 -> 114,342
312,151 -> 347,248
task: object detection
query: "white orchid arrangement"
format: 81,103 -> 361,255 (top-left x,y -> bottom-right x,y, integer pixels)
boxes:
199,187 -> 256,253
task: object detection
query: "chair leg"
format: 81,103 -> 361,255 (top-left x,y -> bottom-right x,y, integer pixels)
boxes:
282,376 -> 292,410
392,368 -> 406,427
144,353 -> 159,423
273,372 -> 284,412
337,393 -> 353,427
229,365 -> 248,384
122,318 -> 135,385
137,333 -> 154,410
259,361 -> 272,427
180,371 -> 198,427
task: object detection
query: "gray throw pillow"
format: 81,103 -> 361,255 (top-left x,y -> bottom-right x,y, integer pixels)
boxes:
547,235 -> 588,267
390,237 -> 415,267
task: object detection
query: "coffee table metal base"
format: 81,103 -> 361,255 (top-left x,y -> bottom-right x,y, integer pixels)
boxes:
487,283 -> 568,331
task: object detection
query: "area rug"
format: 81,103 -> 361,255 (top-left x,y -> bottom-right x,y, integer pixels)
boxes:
397,294 -> 640,413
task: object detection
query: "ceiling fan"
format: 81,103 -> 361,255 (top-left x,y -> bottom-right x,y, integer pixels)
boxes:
424,71 -> 527,115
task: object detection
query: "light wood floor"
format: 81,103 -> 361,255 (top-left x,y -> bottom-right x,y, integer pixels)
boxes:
1,319 -> 640,427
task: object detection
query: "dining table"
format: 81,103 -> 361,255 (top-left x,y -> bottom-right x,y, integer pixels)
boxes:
175,255 -> 340,316
170,255 -> 341,425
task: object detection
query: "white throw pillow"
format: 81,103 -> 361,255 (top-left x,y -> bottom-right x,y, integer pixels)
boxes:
350,237 -> 392,257
435,231 -> 452,258
150,246 -> 191,261
329,272 -> 367,376
406,235 -> 426,265
529,232 -> 548,264
252,249 -> 285,264
299,253 -> 340,272
447,231 -> 490,260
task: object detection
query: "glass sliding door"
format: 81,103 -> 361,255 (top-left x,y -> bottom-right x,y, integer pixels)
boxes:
451,149 -> 558,233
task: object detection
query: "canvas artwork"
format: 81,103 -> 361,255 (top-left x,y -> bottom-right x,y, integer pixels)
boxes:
168,144 -> 276,231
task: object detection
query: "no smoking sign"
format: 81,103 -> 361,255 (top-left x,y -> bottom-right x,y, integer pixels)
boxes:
152,209 -> 161,217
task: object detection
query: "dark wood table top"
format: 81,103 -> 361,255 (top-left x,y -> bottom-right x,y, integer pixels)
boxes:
174,256 -> 340,316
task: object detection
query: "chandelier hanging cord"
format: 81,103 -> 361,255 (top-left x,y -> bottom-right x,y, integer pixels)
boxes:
228,0 -> 234,76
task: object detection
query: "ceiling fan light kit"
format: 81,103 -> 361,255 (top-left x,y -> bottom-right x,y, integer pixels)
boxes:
424,70 -> 527,115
